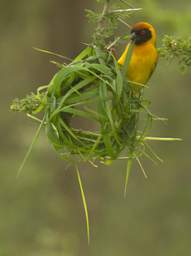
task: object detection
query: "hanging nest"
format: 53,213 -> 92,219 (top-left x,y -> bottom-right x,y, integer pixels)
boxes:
11,44 -> 154,165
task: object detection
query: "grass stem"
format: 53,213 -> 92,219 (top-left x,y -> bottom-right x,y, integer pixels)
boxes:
124,158 -> 133,198
17,116 -> 45,178
76,166 -> 90,244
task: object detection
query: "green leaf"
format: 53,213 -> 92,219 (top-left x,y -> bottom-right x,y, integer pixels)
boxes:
61,107 -> 99,121
122,42 -> 134,77
66,88 -> 99,104
72,47 -> 92,63
17,116 -> 45,177
50,76 -> 96,119
48,65 -> 89,96
86,63 -> 113,77
60,76 -> 96,105
115,60 -> 124,99
59,118 -> 81,142
99,83 -> 114,127
76,167 -> 90,244
124,158 -> 133,198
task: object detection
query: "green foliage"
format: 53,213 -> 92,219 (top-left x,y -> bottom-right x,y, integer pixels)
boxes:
10,92 -> 46,114
86,8 -> 118,46
160,35 -> 191,70
11,44 -> 145,163
86,0 -> 141,47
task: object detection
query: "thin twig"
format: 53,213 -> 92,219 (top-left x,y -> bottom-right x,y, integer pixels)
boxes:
119,0 -> 137,8
110,8 -> 142,14
136,157 -> 148,179
143,151 -> 159,166
118,156 -> 130,160
33,47 -> 72,61
128,80 -> 149,88
27,113 -> 43,123
106,37 -> 121,50
88,160 -> 98,168
144,142 -> 164,163
118,18 -> 132,29
17,115 -> 45,178
124,158 -> 133,198
144,136 -> 182,142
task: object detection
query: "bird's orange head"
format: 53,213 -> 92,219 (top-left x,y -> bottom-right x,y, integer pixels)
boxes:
130,22 -> 157,46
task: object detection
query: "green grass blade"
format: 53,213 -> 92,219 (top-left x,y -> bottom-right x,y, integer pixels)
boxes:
122,42 -> 134,77
99,82 -> 113,126
67,88 -> 98,104
86,63 -> 113,77
33,47 -> 72,61
76,166 -> 90,244
61,107 -> 99,121
72,47 -> 92,63
48,65 -> 89,96
82,67 -> 114,91
142,151 -> 159,166
115,64 -> 124,98
124,158 -> 133,198
144,142 -> 164,163
58,76 -> 96,108
59,118 -> 81,142
49,76 -> 96,120
46,122 -> 62,148
27,114 -> 43,123
136,157 -> 148,179
144,136 -> 182,142
17,116 -> 45,177
94,47 -> 106,65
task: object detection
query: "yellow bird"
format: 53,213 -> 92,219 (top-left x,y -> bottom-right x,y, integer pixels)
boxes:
118,22 -> 158,86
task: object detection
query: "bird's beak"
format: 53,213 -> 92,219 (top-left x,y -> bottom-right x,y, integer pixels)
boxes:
130,32 -> 136,42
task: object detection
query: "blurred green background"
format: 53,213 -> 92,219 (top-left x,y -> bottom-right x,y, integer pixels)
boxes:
1,0 -> 191,255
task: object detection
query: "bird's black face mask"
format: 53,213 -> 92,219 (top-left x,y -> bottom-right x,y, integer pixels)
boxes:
131,28 -> 152,45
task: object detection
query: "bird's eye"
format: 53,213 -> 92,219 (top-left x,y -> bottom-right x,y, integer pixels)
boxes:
140,30 -> 146,36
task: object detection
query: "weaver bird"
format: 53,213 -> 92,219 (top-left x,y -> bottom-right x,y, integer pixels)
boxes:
118,22 -> 158,86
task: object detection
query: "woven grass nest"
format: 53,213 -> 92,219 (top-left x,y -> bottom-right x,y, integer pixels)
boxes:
45,45 -> 142,160
12,43 -> 156,165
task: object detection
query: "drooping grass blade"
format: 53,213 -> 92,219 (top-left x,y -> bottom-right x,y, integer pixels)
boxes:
76,166 -> 90,244
17,115 -> 45,177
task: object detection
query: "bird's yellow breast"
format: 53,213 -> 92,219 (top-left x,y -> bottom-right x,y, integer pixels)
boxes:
118,42 -> 158,85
